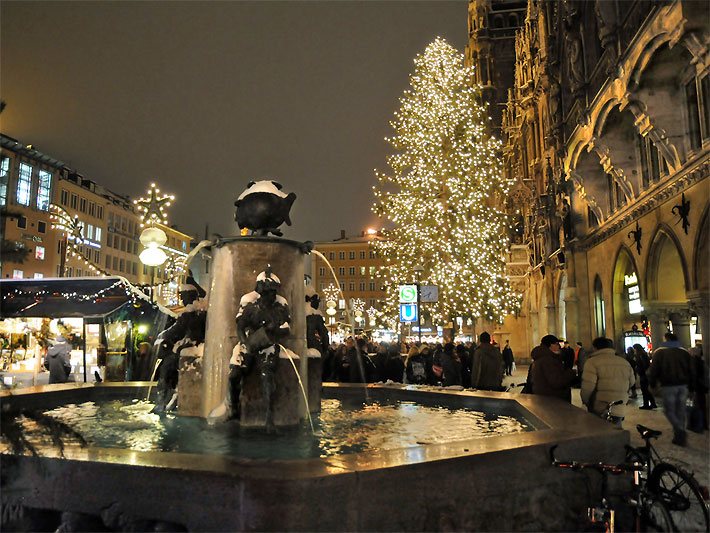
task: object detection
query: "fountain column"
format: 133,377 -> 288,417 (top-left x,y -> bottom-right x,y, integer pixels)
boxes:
200,237 -> 308,425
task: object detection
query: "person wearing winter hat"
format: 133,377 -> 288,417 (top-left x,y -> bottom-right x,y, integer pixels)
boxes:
45,334 -> 72,384
530,334 -> 576,402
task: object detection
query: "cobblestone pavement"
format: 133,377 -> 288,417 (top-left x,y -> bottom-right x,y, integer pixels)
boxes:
504,364 -> 710,489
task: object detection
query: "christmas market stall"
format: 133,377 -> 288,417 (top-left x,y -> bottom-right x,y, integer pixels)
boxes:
0,277 -> 175,385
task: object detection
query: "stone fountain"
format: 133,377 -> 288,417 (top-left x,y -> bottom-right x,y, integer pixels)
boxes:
0,179 -> 628,532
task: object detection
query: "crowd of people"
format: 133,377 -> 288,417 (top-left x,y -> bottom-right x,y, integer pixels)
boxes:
321,329 -> 708,447
526,332 -> 707,447
321,332 -> 511,391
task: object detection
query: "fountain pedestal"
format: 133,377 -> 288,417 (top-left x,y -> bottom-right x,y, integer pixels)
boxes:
198,237 -> 313,427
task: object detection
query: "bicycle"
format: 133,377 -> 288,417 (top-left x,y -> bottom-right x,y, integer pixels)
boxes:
550,444 -> 673,532
626,424 -> 709,533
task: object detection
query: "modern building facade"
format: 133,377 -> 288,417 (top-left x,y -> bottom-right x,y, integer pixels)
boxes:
1,134 -> 193,308
1,135 -> 64,280
471,0 -> 709,355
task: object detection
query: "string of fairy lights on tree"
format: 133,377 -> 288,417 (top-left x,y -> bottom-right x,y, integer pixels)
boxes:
49,204 -> 111,277
371,37 -> 520,324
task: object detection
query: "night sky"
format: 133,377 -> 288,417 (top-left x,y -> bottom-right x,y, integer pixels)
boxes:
1,1 -> 468,242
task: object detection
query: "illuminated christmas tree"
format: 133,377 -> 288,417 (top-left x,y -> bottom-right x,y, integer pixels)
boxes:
372,37 -> 519,324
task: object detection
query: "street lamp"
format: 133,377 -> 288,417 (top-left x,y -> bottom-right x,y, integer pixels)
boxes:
413,264 -> 424,344
139,226 -> 168,302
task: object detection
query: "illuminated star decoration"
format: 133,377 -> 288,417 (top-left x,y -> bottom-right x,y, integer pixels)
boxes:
134,182 -> 174,227
50,204 -> 84,244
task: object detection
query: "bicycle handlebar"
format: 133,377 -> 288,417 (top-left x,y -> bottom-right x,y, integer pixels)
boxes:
549,445 -> 640,475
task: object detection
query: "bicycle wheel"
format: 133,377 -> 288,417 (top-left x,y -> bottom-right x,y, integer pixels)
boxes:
649,462 -> 710,532
641,496 -> 674,532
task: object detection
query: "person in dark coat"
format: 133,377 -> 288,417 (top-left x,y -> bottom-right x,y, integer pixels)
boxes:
633,344 -> 657,410
436,342 -> 462,386
456,344 -> 472,388
383,343 -> 405,383
471,332 -> 504,391
45,334 -> 72,384
649,332 -> 694,446
530,335 -> 576,402
419,344 -> 436,385
560,341 -> 575,370
502,340 -> 514,376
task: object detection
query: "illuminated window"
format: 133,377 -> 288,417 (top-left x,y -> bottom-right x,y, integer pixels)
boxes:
35,246 -> 45,260
94,227 -> 102,243
12,269 -> 24,279
594,275 -> 606,337
34,273 -> 43,279
37,170 -> 51,210
182,241 -> 187,251
0,156 -> 10,206
17,163 -> 32,206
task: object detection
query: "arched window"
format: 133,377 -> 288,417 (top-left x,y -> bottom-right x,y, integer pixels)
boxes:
594,275 -> 606,337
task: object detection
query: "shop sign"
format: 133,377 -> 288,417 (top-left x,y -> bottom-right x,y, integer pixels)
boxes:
22,233 -> 43,243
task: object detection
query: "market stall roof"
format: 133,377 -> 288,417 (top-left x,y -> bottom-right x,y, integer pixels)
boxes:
0,277 -> 174,319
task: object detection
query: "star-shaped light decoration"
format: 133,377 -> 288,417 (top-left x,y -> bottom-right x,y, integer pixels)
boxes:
50,204 -> 84,244
134,182 -> 174,227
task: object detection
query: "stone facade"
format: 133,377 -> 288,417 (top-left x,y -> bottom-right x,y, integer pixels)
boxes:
470,0 -> 710,355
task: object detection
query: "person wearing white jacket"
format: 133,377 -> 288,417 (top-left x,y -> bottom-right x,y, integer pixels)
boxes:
581,337 -> 635,426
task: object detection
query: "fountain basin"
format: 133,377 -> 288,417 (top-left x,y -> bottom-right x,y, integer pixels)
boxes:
1,383 -> 627,531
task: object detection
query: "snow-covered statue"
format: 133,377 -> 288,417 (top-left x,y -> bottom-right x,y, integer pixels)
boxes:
305,286 -> 329,357
151,273 -> 208,413
234,180 -> 297,237
225,267 -> 291,428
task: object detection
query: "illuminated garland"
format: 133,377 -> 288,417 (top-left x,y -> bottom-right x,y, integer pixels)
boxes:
50,204 -> 110,277
371,37 -> 521,324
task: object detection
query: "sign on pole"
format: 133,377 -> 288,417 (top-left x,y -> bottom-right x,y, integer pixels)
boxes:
419,285 -> 439,303
399,303 -> 418,323
398,284 -> 417,303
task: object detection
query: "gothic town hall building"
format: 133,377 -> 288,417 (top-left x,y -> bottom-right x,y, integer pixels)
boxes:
468,0 -> 709,356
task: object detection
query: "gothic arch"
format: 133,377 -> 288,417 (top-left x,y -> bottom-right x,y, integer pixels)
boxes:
645,224 -> 689,303
611,245 -> 642,342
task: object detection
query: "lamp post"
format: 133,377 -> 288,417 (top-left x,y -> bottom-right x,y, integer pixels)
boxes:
413,264 -> 424,344
139,226 -> 168,302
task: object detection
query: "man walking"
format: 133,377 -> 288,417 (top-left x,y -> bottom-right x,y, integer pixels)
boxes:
471,332 -> 504,391
530,335 -> 577,402
580,337 -> 635,426
502,340 -> 514,377
648,332 -> 694,446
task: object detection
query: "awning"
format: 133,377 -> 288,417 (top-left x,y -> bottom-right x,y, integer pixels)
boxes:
1,277 -> 141,318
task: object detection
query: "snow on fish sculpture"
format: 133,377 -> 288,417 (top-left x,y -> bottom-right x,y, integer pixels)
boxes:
234,180 -> 297,237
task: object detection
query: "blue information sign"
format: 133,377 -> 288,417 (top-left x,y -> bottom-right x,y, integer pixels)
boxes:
399,303 -> 418,323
